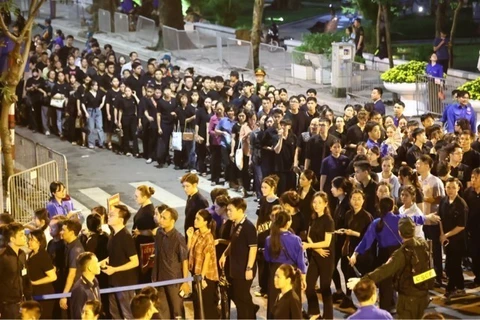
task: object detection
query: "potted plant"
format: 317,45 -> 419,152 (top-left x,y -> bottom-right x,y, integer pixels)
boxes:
381,61 -> 427,116
292,32 -> 342,83
458,78 -> 480,119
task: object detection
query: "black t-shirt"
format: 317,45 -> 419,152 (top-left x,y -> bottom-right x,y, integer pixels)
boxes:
158,98 -> 177,125
65,238 -> 85,284
439,196 -> 467,250
47,239 -> 66,292
305,134 -> 336,177
284,111 -> 308,138
290,212 -> 307,239
84,91 -> 105,109
345,209 -> 373,253
107,227 -> 138,286
346,124 -> 366,146
275,132 -> 297,172
175,105 -> 196,131
95,73 -> 112,92
450,163 -> 471,192
106,88 -> 123,110
133,203 -> 156,231
26,77 -> 46,101
142,97 -> 158,128
229,218 -> 258,279
58,45 -> 74,66
184,192 -> 209,234
309,213 -> 335,256
64,65 -> 84,83
52,82 -> 70,97
119,96 -> 137,117
125,74 -> 143,97
463,187 -> 480,237
355,26 -> 365,49
358,179 -> 379,218
195,107 -> 212,139
462,149 -> 480,173
27,250 -> 55,295
257,196 -> 279,226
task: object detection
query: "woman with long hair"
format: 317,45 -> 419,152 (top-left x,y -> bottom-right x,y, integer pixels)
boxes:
133,185 -> 157,283
186,209 -> 219,320
82,80 -> 106,149
398,185 -> 425,239
330,177 -> 353,304
104,76 -> 122,149
117,85 -> 140,156
238,110 -> 258,197
338,189 -> 373,309
297,169 -> 317,227
398,165 -> 424,212
51,71 -> 70,139
271,264 -> 303,319
304,192 -> 335,319
264,211 -> 307,318
27,229 -> 57,319
230,108 -> 248,192
280,191 -> 307,239
45,181 -> 76,219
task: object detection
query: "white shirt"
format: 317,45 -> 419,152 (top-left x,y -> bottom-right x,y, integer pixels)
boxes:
377,172 -> 401,199
419,173 -> 445,215
398,203 -> 425,239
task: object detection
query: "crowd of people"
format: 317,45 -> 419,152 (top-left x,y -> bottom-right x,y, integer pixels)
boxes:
6,17 -> 480,320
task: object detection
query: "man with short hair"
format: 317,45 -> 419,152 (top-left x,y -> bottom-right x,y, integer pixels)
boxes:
354,160 -> 378,217
446,90 -> 477,133
59,219 -> 85,312
152,207 -> 190,319
459,129 -> 480,170
20,300 -> 42,320
371,87 -> 385,115
0,223 -> 31,319
121,51 -> 138,74
393,101 -> 405,127
219,198 -> 258,319
181,173 -> 209,237
365,121 -> 381,149
406,128 -> 430,168
347,278 -> 392,319
131,294 -> 159,320
305,117 -> 336,181
71,252 -> 101,319
353,18 -> 364,57
81,300 -> 102,320
101,204 -> 139,319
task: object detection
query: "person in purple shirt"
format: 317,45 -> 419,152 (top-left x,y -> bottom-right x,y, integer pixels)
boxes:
433,31 -> 449,73
264,210 -> 307,319
347,278 -> 392,320
45,181 -> 75,219
445,90 -> 477,133
426,53 -> 444,79
365,121 -> 381,150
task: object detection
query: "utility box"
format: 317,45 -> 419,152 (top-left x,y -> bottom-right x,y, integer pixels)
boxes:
331,42 -> 355,98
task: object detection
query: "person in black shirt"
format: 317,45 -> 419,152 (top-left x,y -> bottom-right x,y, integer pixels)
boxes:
25,68 -> 47,133
101,204 -> 139,319
82,80 -> 106,149
58,35 -> 74,66
465,168 -> 480,286
174,93 -> 196,170
141,86 -> 158,164
446,142 -> 471,192
440,177 -> 468,298
64,54 -> 83,84
51,71 -> 70,139
274,118 -> 297,194
354,160 -> 379,218
219,198 -> 259,319
104,77 -> 122,149
181,173 -> 209,237
156,86 -> 177,166
460,129 -> 480,170
125,62 -> 144,97
271,264 -> 303,319
132,185 -> 157,283
195,95 -> 213,176
27,229 -> 56,319
0,223 -> 31,319
353,18 -> 365,56
305,117 -> 336,183
118,86 -> 140,156
346,110 -> 367,159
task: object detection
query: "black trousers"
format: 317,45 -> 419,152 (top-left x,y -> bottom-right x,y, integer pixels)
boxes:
445,246 -> 465,291
472,238 -> 480,284
193,278 -> 219,320
0,302 -> 20,319
157,123 -> 174,164
229,278 -> 256,319
157,283 -> 185,319
257,252 -> 268,295
109,290 -> 135,319
221,146 -> 235,185
377,246 -> 400,311
121,116 -> 139,154
145,126 -> 158,160
241,155 -> 251,191
275,171 -> 296,196
196,141 -> 208,174
210,145 -> 222,183
424,225 -> 443,282
332,236 -> 345,292
306,254 -> 334,319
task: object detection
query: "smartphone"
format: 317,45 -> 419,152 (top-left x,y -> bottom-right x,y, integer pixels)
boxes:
178,290 -> 185,298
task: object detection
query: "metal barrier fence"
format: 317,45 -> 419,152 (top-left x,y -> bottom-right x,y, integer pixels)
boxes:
259,43 -> 289,84
223,38 -> 254,71
14,134 -> 37,171
98,8 -> 112,33
348,61 -> 384,101
7,161 -> 59,223
162,26 -> 209,62
114,12 -> 130,34
415,74 -> 467,116
136,16 -> 157,47
35,144 -> 69,192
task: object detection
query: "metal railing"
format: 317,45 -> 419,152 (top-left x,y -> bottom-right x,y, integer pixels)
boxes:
136,16 -> 157,47
14,133 -> 37,171
348,61 -> 384,101
415,74 -> 467,116
259,43 -> 289,84
7,161 -> 59,223
114,12 -> 130,34
35,144 -> 69,192
98,8 -> 112,33
223,38 -> 254,71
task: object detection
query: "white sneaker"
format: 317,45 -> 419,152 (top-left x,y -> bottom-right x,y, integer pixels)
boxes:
146,158 -> 153,164
126,152 -> 133,157
45,131 -> 50,136
190,169 -> 197,174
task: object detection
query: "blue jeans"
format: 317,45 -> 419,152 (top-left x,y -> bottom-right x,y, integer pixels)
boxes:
56,109 -> 63,135
253,164 -> 263,199
87,108 -> 105,147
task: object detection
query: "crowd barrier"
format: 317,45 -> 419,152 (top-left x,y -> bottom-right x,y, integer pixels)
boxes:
348,61 -> 384,103
136,16 -> 158,47
98,8 -> 112,33
7,161 -> 59,223
34,276 -> 205,319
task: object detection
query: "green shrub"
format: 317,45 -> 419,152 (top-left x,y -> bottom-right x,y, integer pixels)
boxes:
458,78 -> 480,101
296,32 -> 343,57
380,60 -> 427,83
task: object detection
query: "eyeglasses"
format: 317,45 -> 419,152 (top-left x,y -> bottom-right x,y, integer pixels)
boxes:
318,124 -> 327,127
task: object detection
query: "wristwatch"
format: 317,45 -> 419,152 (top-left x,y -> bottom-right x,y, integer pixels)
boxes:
246,267 -> 252,271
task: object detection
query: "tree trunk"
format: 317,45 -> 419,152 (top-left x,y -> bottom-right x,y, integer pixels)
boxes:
251,0 -> 264,69
449,1 -> 461,68
0,0 -> 42,182
376,5 -> 381,48
382,4 -> 393,68
435,1 -> 447,38
156,0 -> 185,50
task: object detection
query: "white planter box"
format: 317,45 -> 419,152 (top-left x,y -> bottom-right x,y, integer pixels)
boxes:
383,82 -> 426,116
315,68 -> 331,85
291,64 -> 314,80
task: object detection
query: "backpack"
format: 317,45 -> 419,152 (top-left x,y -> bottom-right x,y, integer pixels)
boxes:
397,239 -> 435,292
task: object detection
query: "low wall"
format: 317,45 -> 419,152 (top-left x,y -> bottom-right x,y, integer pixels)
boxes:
192,22 -> 236,39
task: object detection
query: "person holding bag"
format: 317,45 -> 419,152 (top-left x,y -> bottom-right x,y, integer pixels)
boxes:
174,93 -> 196,170
51,71 -> 70,139
264,210 -> 307,319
